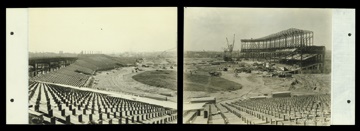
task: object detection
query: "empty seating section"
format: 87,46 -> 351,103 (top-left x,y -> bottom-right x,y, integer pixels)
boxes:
80,56 -> 119,70
29,82 -> 177,124
31,68 -> 89,87
29,82 -> 39,100
67,64 -> 94,75
29,80 -> 35,86
109,57 -> 138,66
73,60 -> 98,71
31,55 -> 126,87
219,95 -> 330,125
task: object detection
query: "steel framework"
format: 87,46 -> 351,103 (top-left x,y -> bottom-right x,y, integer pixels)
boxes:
241,28 -> 314,51
239,28 -> 325,73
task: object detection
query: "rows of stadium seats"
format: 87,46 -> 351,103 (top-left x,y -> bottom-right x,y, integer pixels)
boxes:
31,55 -> 120,87
31,68 -> 89,87
31,55 -> 136,87
80,56 -> 119,70
110,57 -> 138,66
29,82 -> 40,100
29,80 -> 35,86
88,55 -> 117,64
66,64 -> 94,75
73,60 -> 99,71
29,82 -> 177,124
219,95 -> 330,125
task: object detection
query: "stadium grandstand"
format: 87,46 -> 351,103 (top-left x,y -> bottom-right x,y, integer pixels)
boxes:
29,54 -> 137,87
28,53 -> 177,124
28,82 -> 177,124
183,94 -> 330,125
240,28 -> 325,74
183,28 -> 330,126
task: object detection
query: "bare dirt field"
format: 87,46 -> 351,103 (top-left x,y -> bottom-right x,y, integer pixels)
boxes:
133,70 -> 177,91
183,58 -> 331,103
92,66 -> 177,102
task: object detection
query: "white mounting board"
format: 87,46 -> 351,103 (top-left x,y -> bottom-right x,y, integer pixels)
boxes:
6,8 -> 355,125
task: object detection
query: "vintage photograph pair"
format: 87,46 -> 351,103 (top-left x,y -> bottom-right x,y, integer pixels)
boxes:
8,7 -> 336,125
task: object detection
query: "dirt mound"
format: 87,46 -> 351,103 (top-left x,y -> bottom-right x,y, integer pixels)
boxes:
290,74 -> 331,93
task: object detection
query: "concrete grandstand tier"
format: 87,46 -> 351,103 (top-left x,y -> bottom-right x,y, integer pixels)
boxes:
28,81 -> 177,124
216,94 -> 330,125
29,55 -> 139,87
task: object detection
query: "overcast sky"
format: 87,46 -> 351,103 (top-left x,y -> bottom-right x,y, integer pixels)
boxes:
185,8 -> 332,51
29,8 -> 177,54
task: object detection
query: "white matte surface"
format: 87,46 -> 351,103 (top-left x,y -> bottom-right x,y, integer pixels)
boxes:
331,9 -> 355,125
6,8 -> 29,124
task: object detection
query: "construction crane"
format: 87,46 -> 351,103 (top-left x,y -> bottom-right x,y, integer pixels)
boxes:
223,34 -> 235,61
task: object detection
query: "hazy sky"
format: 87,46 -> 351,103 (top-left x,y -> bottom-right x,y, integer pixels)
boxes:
29,8 -> 177,54
185,8 -> 332,51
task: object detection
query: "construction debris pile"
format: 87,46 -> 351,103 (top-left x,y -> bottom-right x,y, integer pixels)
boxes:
221,61 -> 298,79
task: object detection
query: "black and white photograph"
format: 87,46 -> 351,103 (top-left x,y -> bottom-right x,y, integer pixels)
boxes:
5,6 -> 354,126
27,8 -> 178,124
183,8 -> 332,125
